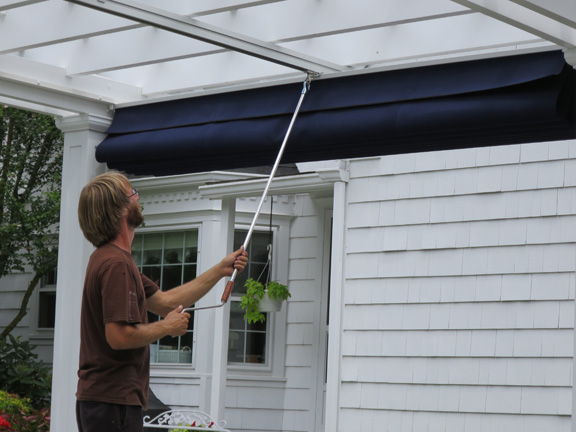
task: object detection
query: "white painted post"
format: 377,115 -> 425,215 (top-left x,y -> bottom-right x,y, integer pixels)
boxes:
50,114 -> 109,432
324,181 -> 347,432
564,51 -> 576,432
209,198 -> 235,421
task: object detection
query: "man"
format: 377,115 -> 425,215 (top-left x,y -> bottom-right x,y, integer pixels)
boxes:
75,171 -> 247,432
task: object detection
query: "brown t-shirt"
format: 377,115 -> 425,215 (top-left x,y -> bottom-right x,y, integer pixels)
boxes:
76,243 -> 159,409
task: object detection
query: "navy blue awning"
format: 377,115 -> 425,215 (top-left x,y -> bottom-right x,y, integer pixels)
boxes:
97,50 -> 576,176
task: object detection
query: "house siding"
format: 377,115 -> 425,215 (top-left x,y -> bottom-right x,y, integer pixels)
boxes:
0,271 -> 55,364
340,141 -> 576,431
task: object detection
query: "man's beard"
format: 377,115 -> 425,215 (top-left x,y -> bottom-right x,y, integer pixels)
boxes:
127,201 -> 144,228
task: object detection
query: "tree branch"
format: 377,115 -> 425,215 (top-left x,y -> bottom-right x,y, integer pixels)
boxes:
0,272 -> 43,341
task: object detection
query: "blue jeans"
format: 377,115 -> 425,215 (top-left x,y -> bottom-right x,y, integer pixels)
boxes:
76,400 -> 143,432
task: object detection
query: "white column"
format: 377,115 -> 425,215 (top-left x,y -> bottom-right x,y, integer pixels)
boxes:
50,114 -> 110,432
564,49 -> 576,432
324,181 -> 347,432
209,198 -> 235,421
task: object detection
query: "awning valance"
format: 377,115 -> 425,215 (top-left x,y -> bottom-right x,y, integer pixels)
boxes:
97,50 -> 576,176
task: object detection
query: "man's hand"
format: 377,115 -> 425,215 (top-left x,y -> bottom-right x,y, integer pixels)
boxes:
162,305 -> 190,337
220,246 -> 248,277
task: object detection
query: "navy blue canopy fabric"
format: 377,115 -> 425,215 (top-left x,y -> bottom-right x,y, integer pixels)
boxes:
97,50 -> 576,176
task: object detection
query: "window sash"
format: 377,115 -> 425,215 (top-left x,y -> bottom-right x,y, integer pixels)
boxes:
133,230 -> 198,365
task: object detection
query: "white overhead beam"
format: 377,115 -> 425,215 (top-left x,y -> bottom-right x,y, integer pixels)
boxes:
104,50 -> 297,96
511,0 -> 576,29
0,95 -> 77,117
199,0 -> 472,42
452,0 -> 576,48
0,76 -> 112,117
0,55 -> 143,114
134,0 -> 285,17
284,13 -> 545,68
97,13 -> 549,97
56,0 -> 473,76
0,1 -> 142,54
65,0 -> 346,75
0,0 -> 45,12
1,0 -> 283,54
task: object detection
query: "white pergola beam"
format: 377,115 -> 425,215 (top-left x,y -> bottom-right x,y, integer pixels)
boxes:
0,76 -> 112,117
0,0 -> 45,12
452,0 -> 576,48
0,0 -> 283,55
97,13 -> 548,97
0,95 -> 76,117
285,12 -> 545,68
199,0 -> 472,42
136,0 -> 285,17
44,0 -> 473,76
66,0 -> 345,75
512,0 -> 576,29
0,55 -> 144,113
0,1 -> 142,54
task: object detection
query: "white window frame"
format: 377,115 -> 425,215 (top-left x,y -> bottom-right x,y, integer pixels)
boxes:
133,224 -> 201,370
31,267 -> 57,335
227,216 -> 290,377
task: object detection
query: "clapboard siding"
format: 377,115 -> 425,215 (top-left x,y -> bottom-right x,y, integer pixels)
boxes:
0,273 -> 33,332
341,141 -> 576,430
339,409 -> 571,432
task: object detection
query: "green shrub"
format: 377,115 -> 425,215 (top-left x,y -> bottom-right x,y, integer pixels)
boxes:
0,335 -> 52,409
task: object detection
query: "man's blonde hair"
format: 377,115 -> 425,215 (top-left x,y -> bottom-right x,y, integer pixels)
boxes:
78,172 -> 131,247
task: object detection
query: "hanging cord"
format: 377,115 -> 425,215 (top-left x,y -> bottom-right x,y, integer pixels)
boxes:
255,197 -> 274,285
182,74 -> 314,313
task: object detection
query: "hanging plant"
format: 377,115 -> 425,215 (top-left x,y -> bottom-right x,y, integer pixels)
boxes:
239,278 -> 291,324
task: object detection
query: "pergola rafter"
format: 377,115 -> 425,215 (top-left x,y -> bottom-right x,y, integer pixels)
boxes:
0,0 -> 574,115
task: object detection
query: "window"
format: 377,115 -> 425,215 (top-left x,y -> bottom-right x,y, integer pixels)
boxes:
37,267 -> 57,329
228,230 -> 272,365
132,231 -> 198,364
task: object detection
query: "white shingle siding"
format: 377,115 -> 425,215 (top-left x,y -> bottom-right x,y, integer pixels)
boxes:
341,141 -> 576,430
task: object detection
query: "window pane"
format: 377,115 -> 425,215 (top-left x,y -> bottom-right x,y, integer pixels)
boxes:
133,230 -> 197,365
142,234 -> 163,265
229,302 -> 245,331
228,230 -> 272,366
164,232 -> 183,265
162,265 -> 182,290
183,265 -> 197,284
250,233 -> 271,264
246,332 -> 266,364
184,232 -> 198,263
38,292 -> 56,329
142,266 -> 161,285
228,330 -> 245,363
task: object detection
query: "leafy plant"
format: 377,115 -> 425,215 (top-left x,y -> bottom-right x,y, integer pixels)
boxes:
239,278 -> 290,324
0,390 -> 50,432
0,335 -> 52,410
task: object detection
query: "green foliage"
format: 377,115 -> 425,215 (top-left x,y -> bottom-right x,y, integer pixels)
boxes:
0,390 -> 50,432
170,422 -> 213,431
239,278 -> 290,324
0,335 -> 52,410
0,106 -> 62,279
0,390 -> 30,417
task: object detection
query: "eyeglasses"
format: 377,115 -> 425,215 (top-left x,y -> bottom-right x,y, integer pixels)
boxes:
127,188 -> 139,198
